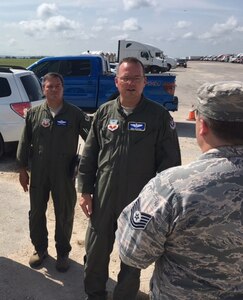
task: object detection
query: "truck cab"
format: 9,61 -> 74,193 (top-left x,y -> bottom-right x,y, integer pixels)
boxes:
118,40 -> 168,73
28,55 -> 117,111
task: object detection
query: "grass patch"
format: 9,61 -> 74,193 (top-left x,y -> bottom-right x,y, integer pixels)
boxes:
0,58 -> 40,68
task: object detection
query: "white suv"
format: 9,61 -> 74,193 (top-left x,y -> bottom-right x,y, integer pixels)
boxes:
0,66 -> 44,158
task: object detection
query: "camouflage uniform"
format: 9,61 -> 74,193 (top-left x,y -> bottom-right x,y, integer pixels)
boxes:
118,80 -> 243,299
117,145 -> 243,299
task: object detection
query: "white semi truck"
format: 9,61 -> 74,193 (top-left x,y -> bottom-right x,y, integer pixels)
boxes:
117,40 -> 174,73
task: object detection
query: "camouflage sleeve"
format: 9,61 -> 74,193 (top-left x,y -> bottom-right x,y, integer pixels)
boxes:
117,173 -> 175,269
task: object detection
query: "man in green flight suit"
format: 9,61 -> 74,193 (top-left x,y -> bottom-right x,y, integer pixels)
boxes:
17,72 -> 91,272
78,57 -> 181,299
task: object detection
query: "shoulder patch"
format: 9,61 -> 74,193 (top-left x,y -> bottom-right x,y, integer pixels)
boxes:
85,114 -> 90,122
130,198 -> 152,230
170,118 -> 176,130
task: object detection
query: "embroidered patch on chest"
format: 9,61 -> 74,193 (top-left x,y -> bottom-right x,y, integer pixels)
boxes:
107,119 -> 119,131
128,122 -> 146,131
56,119 -> 68,126
41,118 -> 51,128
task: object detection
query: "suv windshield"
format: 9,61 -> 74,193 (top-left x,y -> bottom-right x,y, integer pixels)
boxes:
20,75 -> 43,102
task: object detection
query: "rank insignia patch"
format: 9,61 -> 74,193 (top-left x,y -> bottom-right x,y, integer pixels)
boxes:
130,198 -> 152,230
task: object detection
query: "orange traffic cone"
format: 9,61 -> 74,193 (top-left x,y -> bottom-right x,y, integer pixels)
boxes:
187,105 -> 196,121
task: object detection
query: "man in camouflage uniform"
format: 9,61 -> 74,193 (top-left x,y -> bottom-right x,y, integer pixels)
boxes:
117,81 -> 243,299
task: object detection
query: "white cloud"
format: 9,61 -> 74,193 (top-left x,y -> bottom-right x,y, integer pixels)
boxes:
45,15 -> 79,31
37,3 -> 58,20
176,20 -> 191,29
235,26 -> 243,32
19,20 -> 44,36
183,32 -> 194,39
18,15 -> 80,37
92,25 -> 103,32
111,34 -> 129,41
91,18 -> 109,32
17,3 -> 80,38
8,38 -> 17,46
96,18 -> 109,25
212,16 -> 237,34
123,0 -> 157,10
1,1 -> 243,57
199,16 -> 239,40
165,36 -> 177,42
122,18 -> 142,31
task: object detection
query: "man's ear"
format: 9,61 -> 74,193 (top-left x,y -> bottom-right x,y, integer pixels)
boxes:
199,118 -> 209,136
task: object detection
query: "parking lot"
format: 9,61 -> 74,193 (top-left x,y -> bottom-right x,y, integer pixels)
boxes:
0,61 -> 243,299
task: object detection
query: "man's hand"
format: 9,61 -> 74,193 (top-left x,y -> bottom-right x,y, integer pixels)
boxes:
79,193 -> 93,218
19,168 -> 29,192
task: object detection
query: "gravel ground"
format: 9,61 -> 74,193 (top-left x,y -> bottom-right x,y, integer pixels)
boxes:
0,114 -> 198,300
2,60 -> 242,299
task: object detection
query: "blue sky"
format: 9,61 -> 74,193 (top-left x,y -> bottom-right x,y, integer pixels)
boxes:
1,0 -> 243,58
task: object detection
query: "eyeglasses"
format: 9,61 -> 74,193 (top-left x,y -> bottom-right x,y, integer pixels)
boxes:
117,76 -> 144,83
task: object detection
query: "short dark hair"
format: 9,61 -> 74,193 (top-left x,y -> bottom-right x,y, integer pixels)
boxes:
117,57 -> 145,75
201,114 -> 243,144
42,72 -> 64,87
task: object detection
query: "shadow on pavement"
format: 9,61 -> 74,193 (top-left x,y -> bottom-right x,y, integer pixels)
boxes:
0,256 -> 85,300
176,121 -> 196,138
0,256 -> 148,300
0,255 -> 117,300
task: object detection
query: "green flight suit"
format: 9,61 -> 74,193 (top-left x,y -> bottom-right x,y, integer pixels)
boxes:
17,101 -> 91,256
78,96 -> 181,299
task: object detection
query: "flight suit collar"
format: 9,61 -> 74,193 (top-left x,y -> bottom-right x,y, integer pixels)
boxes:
116,95 -> 147,116
41,99 -> 67,116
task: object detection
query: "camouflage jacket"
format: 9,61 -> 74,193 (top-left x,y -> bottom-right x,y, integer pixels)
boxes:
117,146 -> 243,300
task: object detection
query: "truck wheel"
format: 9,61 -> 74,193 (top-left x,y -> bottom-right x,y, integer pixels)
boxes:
167,64 -> 171,71
144,66 -> 151,73
0,135 -> 4,159
151,66 -> 161,73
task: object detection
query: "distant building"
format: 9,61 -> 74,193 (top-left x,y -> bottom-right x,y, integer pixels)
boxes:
82,51 -> 116,62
